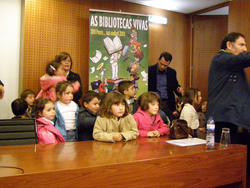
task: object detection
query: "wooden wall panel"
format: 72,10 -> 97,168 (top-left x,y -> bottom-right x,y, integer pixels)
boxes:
23,0 -> 189,97
192,15 -> 228,100
228,1 -> 250,83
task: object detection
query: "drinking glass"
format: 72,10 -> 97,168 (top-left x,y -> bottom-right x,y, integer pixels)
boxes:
220,128 -> 230,149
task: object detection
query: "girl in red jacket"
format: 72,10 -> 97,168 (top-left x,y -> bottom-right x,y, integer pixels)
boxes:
34,98 -> 66,144
133,92 -> 169,137
36,60 -> 80,102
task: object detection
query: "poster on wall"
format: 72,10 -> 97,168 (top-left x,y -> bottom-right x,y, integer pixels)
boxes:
89,9 -> 149,97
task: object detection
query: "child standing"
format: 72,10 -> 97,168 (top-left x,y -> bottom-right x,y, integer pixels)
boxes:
21,89 -> 36,118
180,87 -> 202,136
36,60 -> 80,102
55,81 -> 79,142
196,100 -> 207,139
34,98 -> 66,144
133,92 -> 169,137
118,80 -> 137,114
93,91 -> 139,142
77,91 -> 101,141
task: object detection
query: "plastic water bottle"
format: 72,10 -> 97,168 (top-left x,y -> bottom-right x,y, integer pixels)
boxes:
206,116 -> 215,150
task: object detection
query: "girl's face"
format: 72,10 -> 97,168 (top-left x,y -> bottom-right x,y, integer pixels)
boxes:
54,65 -> 65,76
84,97 -> 101,114
194,91 -> 202,105
201,101 -> 207,113
40,102 -> 56,121
57,86 -> 74,104
146,100 -> 159,117
25,94 -> 36,107
111,102 -> 125,118
61,56 -> 71,72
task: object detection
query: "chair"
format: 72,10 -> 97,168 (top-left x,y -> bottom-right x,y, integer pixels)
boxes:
0,119 -> 37,146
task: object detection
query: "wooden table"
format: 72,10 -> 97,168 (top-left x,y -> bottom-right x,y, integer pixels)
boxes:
0,136 -> 247,188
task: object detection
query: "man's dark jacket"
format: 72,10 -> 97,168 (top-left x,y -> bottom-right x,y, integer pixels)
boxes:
148,63 -> 181,112
67,71 -> 82,107
207,51 -> 250,129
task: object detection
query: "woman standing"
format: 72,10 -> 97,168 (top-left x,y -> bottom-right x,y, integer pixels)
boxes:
55,52 -> 82,106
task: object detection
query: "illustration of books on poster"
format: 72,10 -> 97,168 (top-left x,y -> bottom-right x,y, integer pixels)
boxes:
103,36 -> 122,55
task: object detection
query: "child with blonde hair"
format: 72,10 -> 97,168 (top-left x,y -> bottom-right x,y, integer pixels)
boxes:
93,91 -> 139,142
34,98 -> 66,144
133,92 -> 169,137
36,60 -> 80,102
54,81 -> 79,142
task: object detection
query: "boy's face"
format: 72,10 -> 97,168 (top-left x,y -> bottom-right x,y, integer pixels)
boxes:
25,94 -> 36,107
84,97 -> 101,114
126,85 -> 136,98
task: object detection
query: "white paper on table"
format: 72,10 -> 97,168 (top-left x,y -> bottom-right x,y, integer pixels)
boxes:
166,138 -> 206,147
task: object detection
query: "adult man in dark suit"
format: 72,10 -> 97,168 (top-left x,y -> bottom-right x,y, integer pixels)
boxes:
148,52 -> 182,121
207,32 -> 250,177
207,32 -> 250,143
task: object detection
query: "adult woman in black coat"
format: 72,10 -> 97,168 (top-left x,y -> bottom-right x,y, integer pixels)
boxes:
55,52 -> 82,106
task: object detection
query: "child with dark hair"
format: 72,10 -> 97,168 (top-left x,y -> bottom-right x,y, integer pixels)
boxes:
93,91 -> 139,142
36,60 -> 80,102
180,87 -> 202,136
34,98 -> 65,144
11,98 -> 29,119
118,80 -> 137,114
196,100 -> 207,139
173,96 -> 185,118
133,92 -> 169,137
21,89 -> 36,118
77,91 -> 101,141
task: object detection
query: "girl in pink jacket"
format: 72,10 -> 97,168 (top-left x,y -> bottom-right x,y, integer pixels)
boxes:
133,92 -> 169,137
34,98 -> 66,144
36,60 -> 80,102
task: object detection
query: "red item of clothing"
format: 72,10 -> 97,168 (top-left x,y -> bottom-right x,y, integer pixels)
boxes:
36,75 -> 79,102
36,117 -> 66,144
133,108 -> 169,137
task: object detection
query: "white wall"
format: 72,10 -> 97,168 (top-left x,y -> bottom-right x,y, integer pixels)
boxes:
0,0 -> 22,118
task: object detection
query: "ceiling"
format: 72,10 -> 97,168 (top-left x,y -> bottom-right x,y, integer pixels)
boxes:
122,0 -> 230,14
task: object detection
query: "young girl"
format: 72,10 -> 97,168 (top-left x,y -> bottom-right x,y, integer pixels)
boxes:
133,92 -> 169,137
93,91 -> 139,142
180,87 -> 202,136
36,60 -> 80,102
196,100 -> 207,139
55,81 -> 79,142
34,98 -> 66,144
